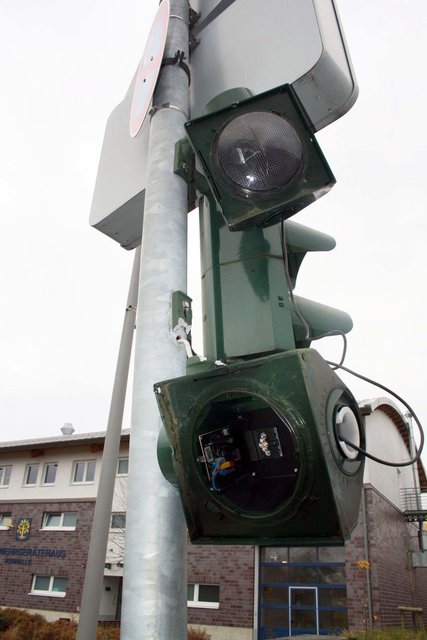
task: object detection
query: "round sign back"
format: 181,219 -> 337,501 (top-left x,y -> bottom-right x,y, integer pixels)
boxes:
129,0 -> 170,138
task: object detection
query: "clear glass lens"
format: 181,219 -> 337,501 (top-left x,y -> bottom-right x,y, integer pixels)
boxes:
216,111 -> 303,193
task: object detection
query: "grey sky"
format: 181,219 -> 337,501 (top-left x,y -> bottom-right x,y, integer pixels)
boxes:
0,0 -> 426,467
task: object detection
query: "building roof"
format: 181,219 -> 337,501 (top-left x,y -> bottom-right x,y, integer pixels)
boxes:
1,398 -> 425,488
0,429 -> 130,453
359,397 -> 427,489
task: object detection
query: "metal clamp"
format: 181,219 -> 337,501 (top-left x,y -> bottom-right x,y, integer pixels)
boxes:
149,103 -> 189,120
161,50 -> 191,85
169,14 -> 188,25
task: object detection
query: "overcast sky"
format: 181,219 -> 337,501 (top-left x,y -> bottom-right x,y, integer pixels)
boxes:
0,1 -> 426,467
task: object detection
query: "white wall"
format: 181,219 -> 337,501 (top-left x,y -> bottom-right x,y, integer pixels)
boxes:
363,405 -> 416,508
0,445 -> 103,502
0,440 -> 130,505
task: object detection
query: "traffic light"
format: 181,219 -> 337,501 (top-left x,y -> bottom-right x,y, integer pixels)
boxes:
155,348 -> 365,545
158,85 -> 363,545
184,84 -> 335,231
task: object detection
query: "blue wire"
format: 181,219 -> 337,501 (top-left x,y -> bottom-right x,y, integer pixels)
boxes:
211,461 -> 221,492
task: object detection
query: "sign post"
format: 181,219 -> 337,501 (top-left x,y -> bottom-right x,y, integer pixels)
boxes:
120,1 -> 190,639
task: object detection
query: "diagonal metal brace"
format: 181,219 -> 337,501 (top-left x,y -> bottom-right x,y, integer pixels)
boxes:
189,7 -> 201,52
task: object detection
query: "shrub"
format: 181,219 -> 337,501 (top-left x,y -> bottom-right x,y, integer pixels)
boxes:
0,609 -> 123,639
96,623 -> 120,640
343,630 -> 427,640
35,619 -> 77,640
0,609 -> 45,640
0,610 -> 215,640
188,627 -> 211,640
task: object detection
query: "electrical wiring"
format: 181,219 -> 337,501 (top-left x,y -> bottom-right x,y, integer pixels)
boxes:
313,330 -> 347,369
279,218 -> 424,468
328,360 -> 425,467
211,460 -> 221,492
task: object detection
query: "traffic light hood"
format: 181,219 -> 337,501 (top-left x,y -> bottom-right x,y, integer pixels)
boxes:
185,84 -> 335,231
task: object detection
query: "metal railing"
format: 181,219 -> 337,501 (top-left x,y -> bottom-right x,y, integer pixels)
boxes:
400,487 -> 427,517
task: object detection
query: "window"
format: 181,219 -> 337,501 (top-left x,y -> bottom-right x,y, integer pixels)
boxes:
117,458 -> 129,476
24,464 -> 40,486
71,460 -> 96,484
30,575 -> 68,597
42,512 -> 77,530
0,513 -> 12,529
42,463 -> 58,486
111,513 -> 126,529
187,583 -> 219,609
0,466 -> 12,487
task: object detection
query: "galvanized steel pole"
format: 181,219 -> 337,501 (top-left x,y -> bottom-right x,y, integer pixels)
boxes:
121,1 -> 189,638
76,247 -> 140,640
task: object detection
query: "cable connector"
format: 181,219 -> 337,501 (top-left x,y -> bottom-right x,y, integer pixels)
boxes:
172,318 -> 207,363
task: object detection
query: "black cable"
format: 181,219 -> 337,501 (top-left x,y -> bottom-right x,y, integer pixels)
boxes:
279,221 -> 423,467
328,360 -> 424,467
313,330 -> 347,369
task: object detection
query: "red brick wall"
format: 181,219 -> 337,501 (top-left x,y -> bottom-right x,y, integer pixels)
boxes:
345,486 -> 427,631
187,543 -> 254,629
0,501 -> 94,614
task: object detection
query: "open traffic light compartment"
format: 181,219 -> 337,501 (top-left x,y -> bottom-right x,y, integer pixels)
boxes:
155,349 -> 365,544
196,394 -> 300,513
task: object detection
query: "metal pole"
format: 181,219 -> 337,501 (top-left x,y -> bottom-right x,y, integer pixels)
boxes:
76,246 -> 140,640
361,489 -> 373,629
121,1 -> 189,638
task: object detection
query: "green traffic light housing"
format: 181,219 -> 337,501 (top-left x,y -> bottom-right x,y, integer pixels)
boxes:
184,84 -> 335,231
198,197 -> 353,362
155,348 -> 365,545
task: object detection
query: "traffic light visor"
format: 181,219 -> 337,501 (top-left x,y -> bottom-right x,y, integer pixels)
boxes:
184,84 -> 335,230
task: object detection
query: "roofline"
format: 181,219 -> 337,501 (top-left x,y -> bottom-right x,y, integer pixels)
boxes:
358,397 -> 427,489
0,429 -> 130,453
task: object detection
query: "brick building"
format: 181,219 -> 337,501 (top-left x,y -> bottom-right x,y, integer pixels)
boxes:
0,397 -> 426,638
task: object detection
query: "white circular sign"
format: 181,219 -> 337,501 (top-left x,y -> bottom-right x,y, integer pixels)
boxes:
129,0 -> 170,137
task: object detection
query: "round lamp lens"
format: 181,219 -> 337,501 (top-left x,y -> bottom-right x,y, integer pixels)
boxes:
216,111 -> 303,194
335,406 -> 360,460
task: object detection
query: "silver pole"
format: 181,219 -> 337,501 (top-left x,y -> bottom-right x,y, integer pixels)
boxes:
121,1 -> 189,638
77,246 -> 140,640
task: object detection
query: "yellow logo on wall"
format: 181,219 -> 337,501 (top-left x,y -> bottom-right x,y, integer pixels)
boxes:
16,517 -> 32,541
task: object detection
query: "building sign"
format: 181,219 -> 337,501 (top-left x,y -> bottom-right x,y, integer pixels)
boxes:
0,547 -> 66,566
16,517 -> 32,541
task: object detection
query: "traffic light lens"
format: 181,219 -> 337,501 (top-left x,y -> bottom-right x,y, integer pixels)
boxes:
216,111 -> 303,194
335,406 -> 360,460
